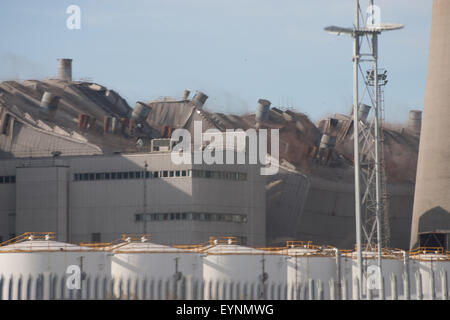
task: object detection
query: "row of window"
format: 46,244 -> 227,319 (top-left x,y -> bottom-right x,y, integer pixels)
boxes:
0,176 -> 15,184
74,170 -> 188,181
135,212 -> 248,224
73,170 -> 247,182
191,170 -> 247,181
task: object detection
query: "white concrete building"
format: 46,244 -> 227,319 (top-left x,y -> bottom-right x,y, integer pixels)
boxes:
0,151 -> 266,246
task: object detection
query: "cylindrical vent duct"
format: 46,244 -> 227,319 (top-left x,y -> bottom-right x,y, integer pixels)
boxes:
350,104 -> 372,122
120,117 -> 127,134
103,116 -> 112,133
319,134 -> 336,149
183,90 -> 191,100
255,99 -> 271,123
77,113 -> 83,130
410,0 -> 450,249
58,58 -> 72,82
358,104 -> 371,122
191,91 -> 208,108
77,114 -> 90,130
40,92 -> 60,116
88,117 -> 96,131
111,117 -> 118,133
129,119 -> 135,135
131,102 -> 151,122
408,110 -> 422,134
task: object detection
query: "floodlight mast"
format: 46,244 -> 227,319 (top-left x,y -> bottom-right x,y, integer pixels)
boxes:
370,0 -> 384,299
352,0 -> 364,299
324,0 -> 403,298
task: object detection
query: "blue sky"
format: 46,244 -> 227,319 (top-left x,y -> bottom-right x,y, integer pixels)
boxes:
0,0 -> 432,122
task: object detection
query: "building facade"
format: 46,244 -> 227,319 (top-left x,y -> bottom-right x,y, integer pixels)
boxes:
0,151 -> 266,246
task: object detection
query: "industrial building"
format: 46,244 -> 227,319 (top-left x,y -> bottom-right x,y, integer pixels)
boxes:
0,55 -> 423,250
0,151 -> 264,246
0,0 -> 449,302
1,1 -> 449,252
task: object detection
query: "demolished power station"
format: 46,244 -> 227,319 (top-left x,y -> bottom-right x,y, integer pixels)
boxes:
0,57 -> 427,250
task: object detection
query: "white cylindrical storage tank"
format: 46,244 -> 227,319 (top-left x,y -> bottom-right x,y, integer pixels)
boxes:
0,233 -> 110,300
350,251 -> 405,300
283,242 -> 340,300
410,252 -> 450,300
110,235 -> 202,299
202,238 -> 286,299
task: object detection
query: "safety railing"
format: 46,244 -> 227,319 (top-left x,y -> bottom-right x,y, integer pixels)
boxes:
0,232 -> 55,247
409,247 -> 445,256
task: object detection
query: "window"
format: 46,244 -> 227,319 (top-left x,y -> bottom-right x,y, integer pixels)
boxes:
129,172 -> 135,179
123,172 -> 129,179
135,214 -> 143,222
163,171 -> 168,178
145,171 -> 151,178
111,172 -> 117,179
153,172 -> 159,178
233,215 -> 242,223
117,172 -> 123,179
4,176 -> 10,183
89,173 -> 95,180
182,170 -> 187,177
105,173 -> 110,180
73,174 -> 79,181
175,170 -> 180,177
169,171 -> 174,177
0,177 -> 3,183
91,233 -> 101,243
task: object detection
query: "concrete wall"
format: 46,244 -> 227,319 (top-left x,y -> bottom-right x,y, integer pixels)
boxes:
16,162 -> 69,241
294,176 -> 415,249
